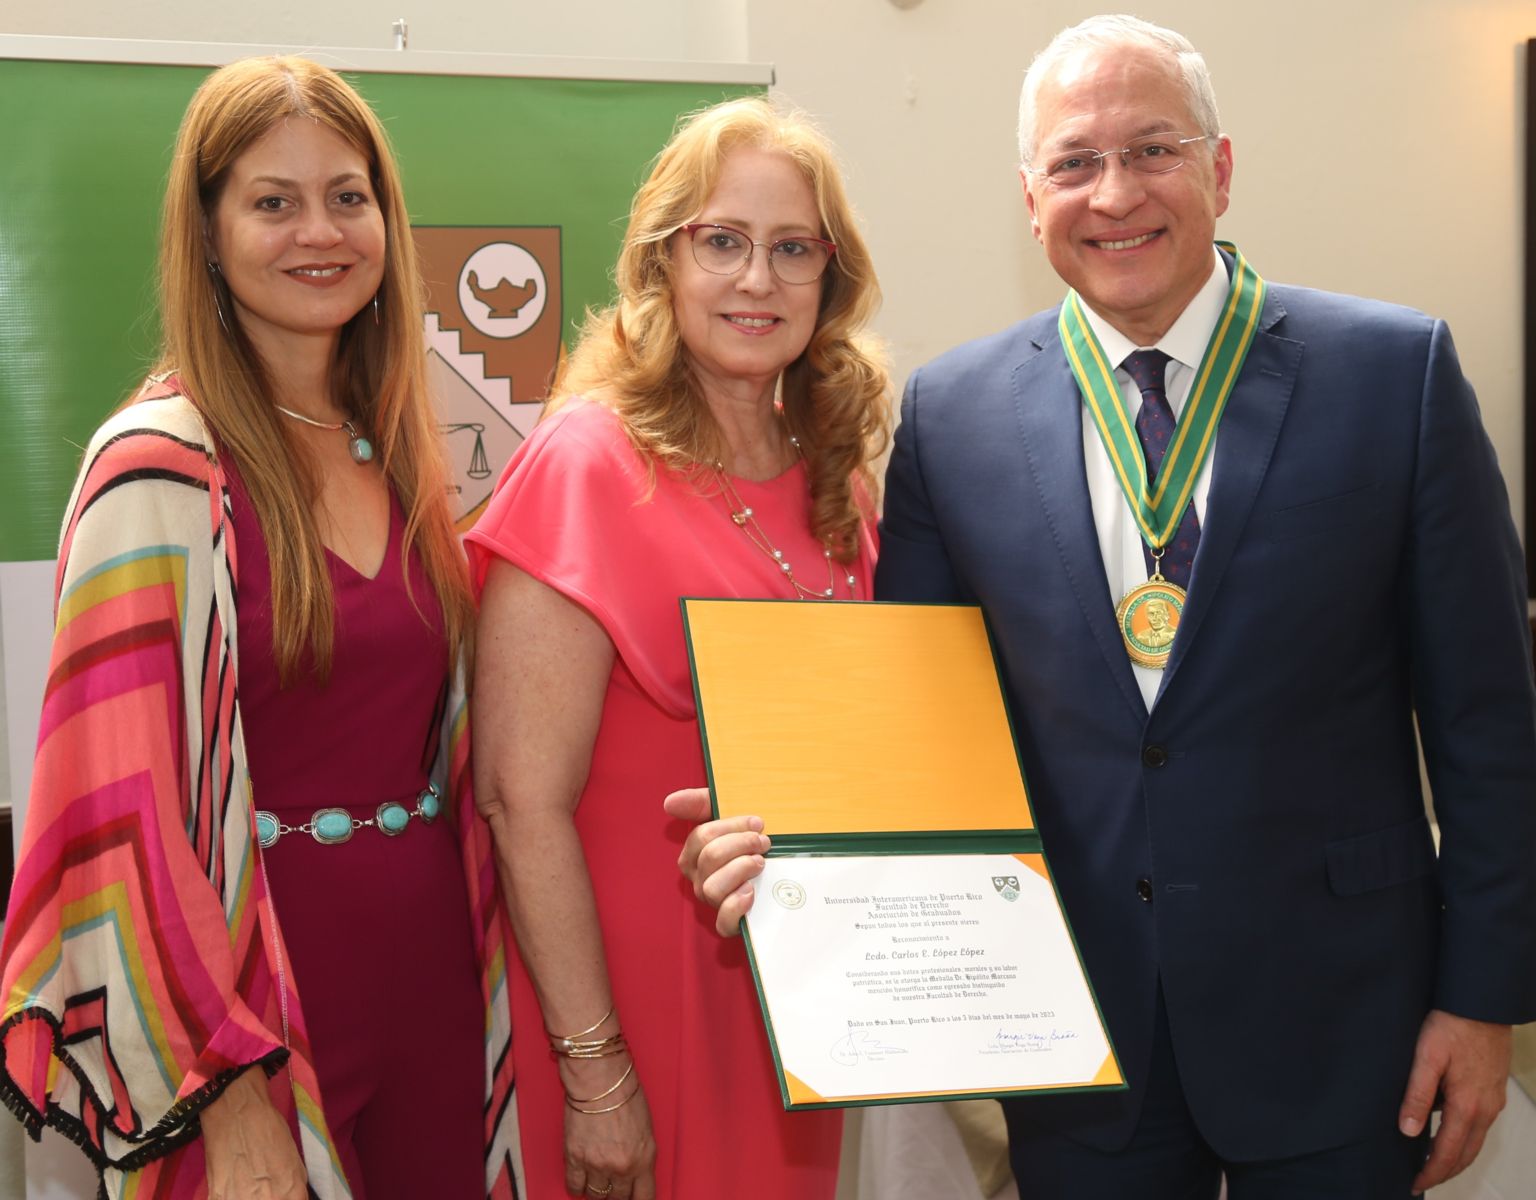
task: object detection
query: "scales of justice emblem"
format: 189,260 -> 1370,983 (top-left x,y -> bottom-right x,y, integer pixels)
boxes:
412,226 -> 564,529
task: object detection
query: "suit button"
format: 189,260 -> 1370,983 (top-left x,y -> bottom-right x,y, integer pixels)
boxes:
1137,878 -> 1154,903
1142,744 -> 1168,768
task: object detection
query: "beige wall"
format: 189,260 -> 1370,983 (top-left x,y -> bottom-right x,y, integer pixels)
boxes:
749,0 -> 1533,537
0,1 -> 749,62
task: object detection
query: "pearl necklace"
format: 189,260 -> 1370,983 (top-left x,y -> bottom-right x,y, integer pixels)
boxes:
273,404 -> 375,464
712,437 -> 858,601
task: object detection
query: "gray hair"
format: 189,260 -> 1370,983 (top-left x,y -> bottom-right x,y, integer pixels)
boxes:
1017,14 -> 1221,167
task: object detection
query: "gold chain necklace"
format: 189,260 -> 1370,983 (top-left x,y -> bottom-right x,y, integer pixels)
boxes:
712,436 -> 858,601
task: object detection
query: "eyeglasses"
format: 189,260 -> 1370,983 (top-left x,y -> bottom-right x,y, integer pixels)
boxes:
1027,133 -> 1216,191
679,223 -> 837,286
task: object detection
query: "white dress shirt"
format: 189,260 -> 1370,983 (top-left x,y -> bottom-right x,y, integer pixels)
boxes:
1079,249 -> 1229,709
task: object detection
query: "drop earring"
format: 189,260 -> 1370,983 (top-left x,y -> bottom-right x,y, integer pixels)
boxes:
207,262 -> 231,334
372,293 -> 381,325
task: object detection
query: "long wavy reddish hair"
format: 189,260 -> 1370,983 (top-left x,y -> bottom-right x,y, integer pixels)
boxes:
150,55 -> 471,681
555,96 -> 890,560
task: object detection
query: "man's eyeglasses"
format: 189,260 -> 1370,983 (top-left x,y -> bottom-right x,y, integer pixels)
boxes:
1027,133 -> 1217,191
679,223 -> 837,286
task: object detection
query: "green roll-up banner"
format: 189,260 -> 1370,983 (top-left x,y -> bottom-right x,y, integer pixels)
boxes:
0,53 -> 762,559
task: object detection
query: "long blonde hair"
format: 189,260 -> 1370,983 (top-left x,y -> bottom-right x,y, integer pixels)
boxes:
556,96 -> 890,560
151,56 -> 471,682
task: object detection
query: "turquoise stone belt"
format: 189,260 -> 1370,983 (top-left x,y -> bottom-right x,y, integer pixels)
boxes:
255,784 -> 442,848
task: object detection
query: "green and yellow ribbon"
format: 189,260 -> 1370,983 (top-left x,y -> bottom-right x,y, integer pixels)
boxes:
1060,242 -> 1266,550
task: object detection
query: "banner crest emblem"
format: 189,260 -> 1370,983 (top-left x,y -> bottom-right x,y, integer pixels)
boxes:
413,226 -> 564,528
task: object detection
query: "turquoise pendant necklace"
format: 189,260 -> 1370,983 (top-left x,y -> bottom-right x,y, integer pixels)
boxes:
273,403 -> 375,464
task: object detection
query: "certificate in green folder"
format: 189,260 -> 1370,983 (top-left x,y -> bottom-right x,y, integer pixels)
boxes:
682,598 -> 1125,1109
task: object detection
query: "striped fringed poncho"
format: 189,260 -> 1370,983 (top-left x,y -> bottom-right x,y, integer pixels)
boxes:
0,388 -> 521,1198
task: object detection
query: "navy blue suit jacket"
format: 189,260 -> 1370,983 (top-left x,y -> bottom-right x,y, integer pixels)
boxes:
875,277 -> 1536,1159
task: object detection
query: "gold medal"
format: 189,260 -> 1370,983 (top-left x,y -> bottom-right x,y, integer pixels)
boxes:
1116,571 -> 1186,670
1063,245 -> 1268,674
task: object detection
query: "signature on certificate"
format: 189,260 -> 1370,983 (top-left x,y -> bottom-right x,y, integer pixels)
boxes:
829,1029 -> 910,1067
983,1027 -> 1081,1054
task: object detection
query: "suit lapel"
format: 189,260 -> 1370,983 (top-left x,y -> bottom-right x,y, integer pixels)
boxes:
1011,323 -> 1148,722
1159,292 -> 1303,692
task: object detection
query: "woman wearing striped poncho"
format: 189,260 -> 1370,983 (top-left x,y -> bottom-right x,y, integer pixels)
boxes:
0,58 -> 517,1200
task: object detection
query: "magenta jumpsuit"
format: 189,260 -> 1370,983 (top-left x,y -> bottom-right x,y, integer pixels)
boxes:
228,464 -> 484,1199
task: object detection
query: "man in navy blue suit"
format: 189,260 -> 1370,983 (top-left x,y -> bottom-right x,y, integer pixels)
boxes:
670,14 -> 1536,1197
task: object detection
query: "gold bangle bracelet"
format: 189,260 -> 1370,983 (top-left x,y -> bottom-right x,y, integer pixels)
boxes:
556,1044 -> 628,1062
548,1005 -> 614,1041
566,1079 -> 640,1116
565,1061 -> 635,1106
552,1033 -> 627,1060
548,1006 -> 620,1056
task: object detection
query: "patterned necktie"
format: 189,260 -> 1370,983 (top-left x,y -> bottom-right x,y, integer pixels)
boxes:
1122,349 -> 1200,589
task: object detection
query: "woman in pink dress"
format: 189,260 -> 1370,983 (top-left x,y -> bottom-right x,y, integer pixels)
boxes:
467,97 -> 891,1199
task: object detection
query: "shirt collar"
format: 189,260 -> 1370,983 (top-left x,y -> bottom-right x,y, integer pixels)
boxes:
1078,246 -> 1230,374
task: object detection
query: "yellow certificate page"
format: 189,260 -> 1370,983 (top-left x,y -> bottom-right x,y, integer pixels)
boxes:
685,600 -> 1033,835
